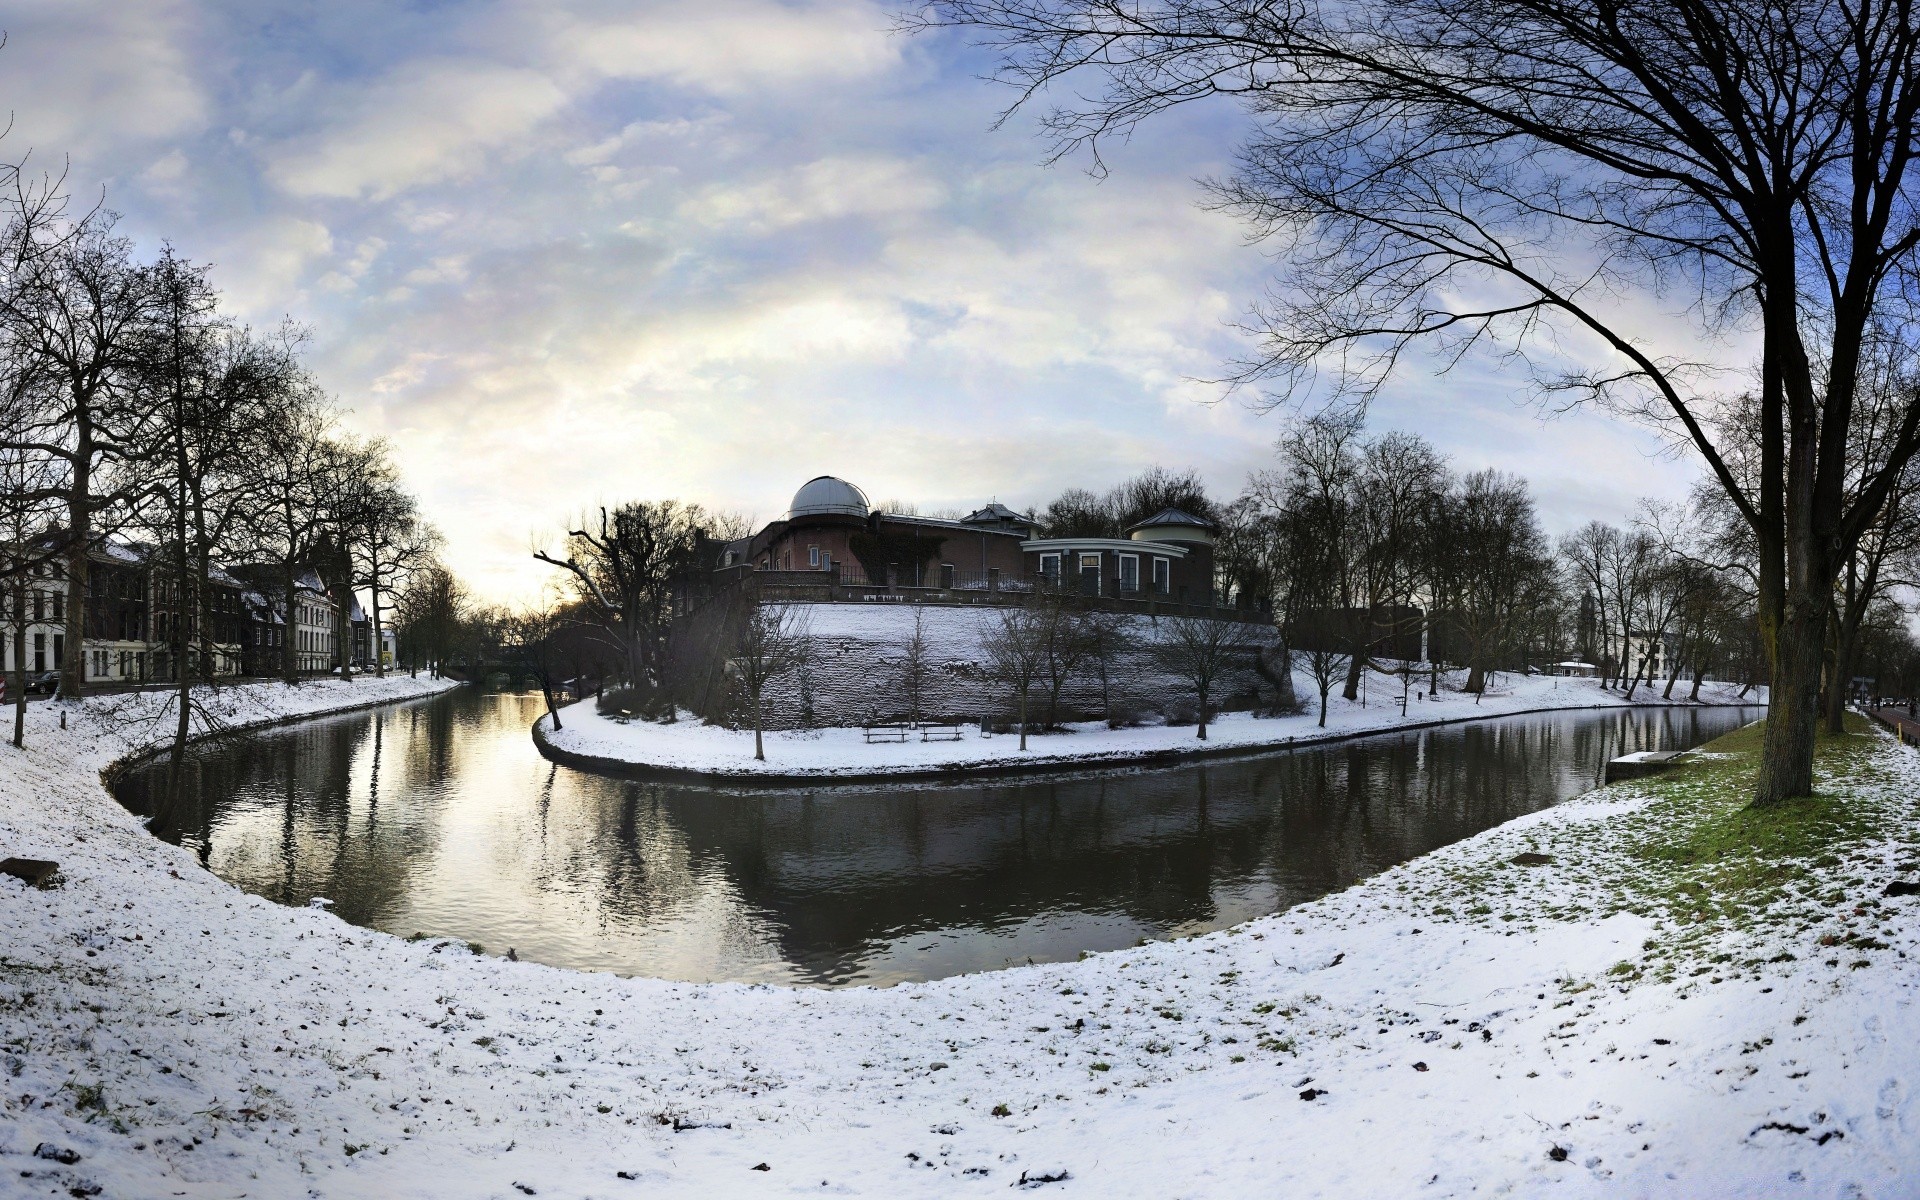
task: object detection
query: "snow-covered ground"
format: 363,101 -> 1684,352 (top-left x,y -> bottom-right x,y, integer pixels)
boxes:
3,677 -> 1915,1199
543,671 -> 1764,778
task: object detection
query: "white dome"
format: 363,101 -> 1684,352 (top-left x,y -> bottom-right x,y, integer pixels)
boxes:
787,476 -> 869,519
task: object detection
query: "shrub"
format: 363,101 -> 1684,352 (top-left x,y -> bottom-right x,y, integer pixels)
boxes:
597,684 -> 675,721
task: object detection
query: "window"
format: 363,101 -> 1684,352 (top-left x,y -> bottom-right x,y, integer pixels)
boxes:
1118,554 -> 1139,593
1039,553 -> 1061,582
808,545 -> 821,568
1151,557 -> 1171,593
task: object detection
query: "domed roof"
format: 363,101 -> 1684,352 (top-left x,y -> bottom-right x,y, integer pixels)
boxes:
787,475 -> 870,520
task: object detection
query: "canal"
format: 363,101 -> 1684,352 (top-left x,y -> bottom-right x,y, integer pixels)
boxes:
113,689 -> 1760,987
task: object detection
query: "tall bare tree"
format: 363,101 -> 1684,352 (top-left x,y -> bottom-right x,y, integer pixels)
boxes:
731,602 -> 812,761
917,0 -> 1920,806
534,501 -> 712,692
0,205 -> 161,698
1156,613 -> 1264,739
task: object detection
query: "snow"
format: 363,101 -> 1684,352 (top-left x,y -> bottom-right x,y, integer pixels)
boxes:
2,675 -> 1915,1198
544,670 -> 1765,779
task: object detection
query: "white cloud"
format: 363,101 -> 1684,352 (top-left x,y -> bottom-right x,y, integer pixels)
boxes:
265,61 -> 569,200
536,0 -> 899,96
682,156 -> 947,233
0,0 -> 205,158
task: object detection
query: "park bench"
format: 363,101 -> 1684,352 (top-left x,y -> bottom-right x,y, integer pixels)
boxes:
919,722 -> 965,742
863,722 -> 910,743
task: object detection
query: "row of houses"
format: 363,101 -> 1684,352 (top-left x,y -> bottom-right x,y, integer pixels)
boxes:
0,541 -> 393,690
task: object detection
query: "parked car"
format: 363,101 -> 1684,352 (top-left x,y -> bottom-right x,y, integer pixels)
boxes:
25,671 -> 59,696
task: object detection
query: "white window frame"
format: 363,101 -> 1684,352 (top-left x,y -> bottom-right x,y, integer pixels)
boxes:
1039,552 -> 1061,582
1078,552 -> 1102,592
1118,553 -> 1140,592
1151,557 -> 1171,593
808,545 -> 821,568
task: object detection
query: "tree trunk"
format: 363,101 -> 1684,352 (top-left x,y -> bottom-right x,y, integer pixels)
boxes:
10,576 -> 25,748
1017,687 -> 1029,751
543,683 -> 563,731
1754,590 -> 1825,806
1196,682 -> 1209,740
1824,600 -> 1867,735
753,689 -> 764,760
282,562 -> 299,684
61,446 -> 91,700
1463,662 -> 1485,694
370,571 -> 386,678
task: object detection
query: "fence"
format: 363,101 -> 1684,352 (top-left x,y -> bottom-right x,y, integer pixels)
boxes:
737,565 -> 1270,625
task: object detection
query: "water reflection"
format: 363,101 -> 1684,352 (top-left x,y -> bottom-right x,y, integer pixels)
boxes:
115,690 -> 1759,987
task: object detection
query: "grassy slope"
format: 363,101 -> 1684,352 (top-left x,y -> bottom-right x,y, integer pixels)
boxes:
1393,713 -> 1914,994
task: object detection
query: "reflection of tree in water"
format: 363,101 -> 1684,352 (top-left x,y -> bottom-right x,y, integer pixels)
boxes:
116,696 -> 461,927
111,690 -> 1761,986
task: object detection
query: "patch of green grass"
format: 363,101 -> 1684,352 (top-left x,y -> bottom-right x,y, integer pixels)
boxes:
1375,712 -> 1920,994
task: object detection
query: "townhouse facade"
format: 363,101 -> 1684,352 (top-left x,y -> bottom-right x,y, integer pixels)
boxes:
2,541 -> 373,691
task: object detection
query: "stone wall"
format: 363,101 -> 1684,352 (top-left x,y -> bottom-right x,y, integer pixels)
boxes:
724,601 -> 1283,730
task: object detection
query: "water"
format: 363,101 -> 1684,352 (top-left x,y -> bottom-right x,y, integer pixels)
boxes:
113,689 -> 1760,988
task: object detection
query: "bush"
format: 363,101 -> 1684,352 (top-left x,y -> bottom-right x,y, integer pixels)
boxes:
597,684 -> 676,721
1162,699 -> 1200,727
1255,694 -> 1308,718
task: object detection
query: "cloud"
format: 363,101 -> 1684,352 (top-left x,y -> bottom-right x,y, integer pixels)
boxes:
265,61 -> 570,200
0,0 -> 206,158
0,0 -> 1717,604
536,0 -> 900,96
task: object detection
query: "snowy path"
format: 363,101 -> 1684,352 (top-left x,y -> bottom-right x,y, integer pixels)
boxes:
542,673 -> 1763,780
1,679 -> 1915,1198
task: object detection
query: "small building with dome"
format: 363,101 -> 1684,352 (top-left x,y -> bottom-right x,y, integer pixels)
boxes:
723,476 -> 1217,599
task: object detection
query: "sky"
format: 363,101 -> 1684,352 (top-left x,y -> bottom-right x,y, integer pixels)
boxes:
0,0 -> 1707,604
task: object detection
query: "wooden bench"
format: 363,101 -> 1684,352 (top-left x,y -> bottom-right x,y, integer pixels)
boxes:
919,722 -> 965,742
863,722 -> 910,743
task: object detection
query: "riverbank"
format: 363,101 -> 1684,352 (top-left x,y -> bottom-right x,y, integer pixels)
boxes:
3,680 -> 1915,1198
538,671 -> 1765,781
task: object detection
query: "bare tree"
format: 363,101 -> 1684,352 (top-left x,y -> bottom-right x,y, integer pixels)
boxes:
395,563 -> 468,678
979,604 -> 1050,750
0,206 -> 162,698
342,447 -> 439,679
248,383 -> 344,684
1444,471 -> 1560,697
731,602 -> 811,761
1156,613 -> 1264,739
506,600 -> 574,732
915,0 -> 1920,806
136,251 -> 295,780
1034,587 -> 1093,727
534,501 -> 711,692
899,605 -> 935,725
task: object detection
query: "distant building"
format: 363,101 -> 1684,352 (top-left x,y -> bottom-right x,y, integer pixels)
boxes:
1023,507 -> 1218,601
730,476 -> 1219,599
738,476 -> 1033,587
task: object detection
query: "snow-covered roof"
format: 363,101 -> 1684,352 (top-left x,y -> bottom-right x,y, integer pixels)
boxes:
1125,508 -> 1218,533
961,502 -> 1029,526
787,476 -> 870,520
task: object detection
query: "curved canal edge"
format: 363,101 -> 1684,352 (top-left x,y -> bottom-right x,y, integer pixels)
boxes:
529,696 -> 1769,787
98,675 -> 463,787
